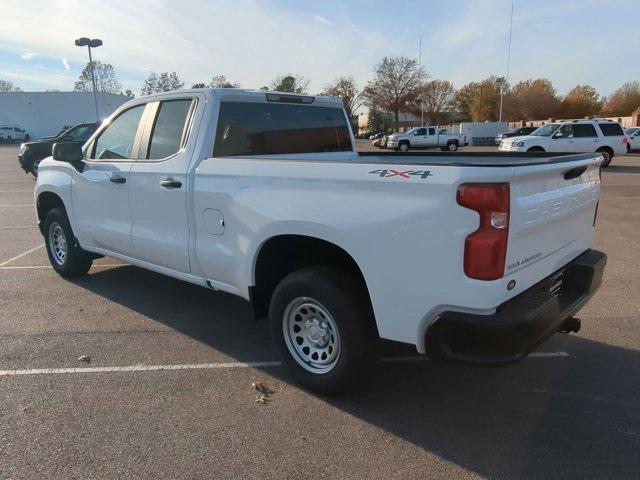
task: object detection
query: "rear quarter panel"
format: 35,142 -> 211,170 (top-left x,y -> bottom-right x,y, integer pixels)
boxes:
192,156 -> 521,347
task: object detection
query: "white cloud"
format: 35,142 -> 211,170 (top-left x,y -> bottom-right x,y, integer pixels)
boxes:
20,52 -> 36,60
313,15 -> 334,27
61,58 -> 70,70
0,0 -> 391,92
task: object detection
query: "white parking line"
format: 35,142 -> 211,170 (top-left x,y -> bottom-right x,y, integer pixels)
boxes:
0,244 -> 44,267
0,204 -> 32,207
0,226 -> 38,229
0,353 -> 570,377
0,361 -> 283,377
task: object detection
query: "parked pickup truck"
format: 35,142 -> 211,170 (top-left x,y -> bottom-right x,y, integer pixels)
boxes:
35,89 -> 606,394
386,126 -> 467,152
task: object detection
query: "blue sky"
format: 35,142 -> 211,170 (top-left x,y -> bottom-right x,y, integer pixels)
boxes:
2,0 -> 638,96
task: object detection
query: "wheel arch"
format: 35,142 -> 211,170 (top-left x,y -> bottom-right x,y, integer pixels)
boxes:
250,234 -> 375,326
36,191 -> 66,235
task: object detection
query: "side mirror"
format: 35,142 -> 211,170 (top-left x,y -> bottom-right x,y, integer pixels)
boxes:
52,142 -> 84,172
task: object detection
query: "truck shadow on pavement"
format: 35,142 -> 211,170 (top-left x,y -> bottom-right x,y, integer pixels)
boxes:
72,265 -> 640,480
606,164 -> 640,174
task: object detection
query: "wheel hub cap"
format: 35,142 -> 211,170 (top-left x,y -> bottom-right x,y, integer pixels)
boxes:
48,222 -> 67,265
282,297 -> 340,374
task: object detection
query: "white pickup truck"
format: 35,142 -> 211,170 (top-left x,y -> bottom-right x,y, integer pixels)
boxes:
35,89 -> 606,394
386,126 -> 467,152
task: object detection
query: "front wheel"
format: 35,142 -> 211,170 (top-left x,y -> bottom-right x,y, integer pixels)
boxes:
398,142 -> 410,152
269,266 -> 379,395
44,208 -> 92,277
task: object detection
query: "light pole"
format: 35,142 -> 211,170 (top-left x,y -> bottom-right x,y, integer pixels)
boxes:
497,76 -> 506,123
75,37 -> 103,121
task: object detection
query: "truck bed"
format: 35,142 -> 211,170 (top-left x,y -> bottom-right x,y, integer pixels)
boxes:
357,151 -> 600,167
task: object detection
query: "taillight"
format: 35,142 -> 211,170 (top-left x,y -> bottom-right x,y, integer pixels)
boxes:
457,183 -> 510,280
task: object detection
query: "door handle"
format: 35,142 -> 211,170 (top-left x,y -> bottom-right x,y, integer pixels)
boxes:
109,175 -> 126,184
160,178 -> 182,189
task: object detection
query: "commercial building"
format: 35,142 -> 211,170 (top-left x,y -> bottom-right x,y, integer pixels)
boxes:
0,91 -> 129,139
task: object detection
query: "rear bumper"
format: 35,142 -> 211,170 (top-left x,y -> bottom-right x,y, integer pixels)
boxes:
425,249 -> 606,366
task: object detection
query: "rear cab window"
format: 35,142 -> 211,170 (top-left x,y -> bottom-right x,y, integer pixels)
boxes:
214,102 -> 352,156
147,99 -> 193,159
598,123 -> 624,137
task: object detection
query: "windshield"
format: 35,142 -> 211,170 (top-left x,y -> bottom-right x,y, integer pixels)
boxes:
531,124 -> 560,137
625,128 -> 638,135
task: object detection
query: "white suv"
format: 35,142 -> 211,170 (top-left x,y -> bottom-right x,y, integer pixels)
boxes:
0,126 -> 28,143
499,119 -> 628,167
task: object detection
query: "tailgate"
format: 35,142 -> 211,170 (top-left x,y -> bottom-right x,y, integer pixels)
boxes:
505,156 -> 601,275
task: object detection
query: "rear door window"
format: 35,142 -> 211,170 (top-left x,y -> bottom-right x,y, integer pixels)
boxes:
573,124 -> 598,137
598,123 -> 624,136
214,102 -> 352,156
147,99 -> 193,159
428,127 -> 436,135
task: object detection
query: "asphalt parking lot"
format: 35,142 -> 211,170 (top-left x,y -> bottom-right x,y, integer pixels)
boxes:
1,144 -> 639,479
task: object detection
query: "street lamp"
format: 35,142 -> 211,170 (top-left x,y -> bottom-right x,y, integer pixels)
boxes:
75,37 -> 103,121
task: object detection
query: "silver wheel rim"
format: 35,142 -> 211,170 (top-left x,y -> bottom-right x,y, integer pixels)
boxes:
282,297 -> 341,374
48,222 -> 67,265
601,151 -> 611,162
400,144 -> 408,152
448,143 -> 456,151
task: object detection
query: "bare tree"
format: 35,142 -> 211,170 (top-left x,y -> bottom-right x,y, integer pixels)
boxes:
407,80 -> 456,125
269,75 -> 310,94
208,74 -> 240,88
74,61 -> 122,94
603,81 -> 640,116
140,72 -> 184,95
364,56 -> 426,131
322,76 -> 365,124
0,79 -> 22,92
561,85 -> 603,118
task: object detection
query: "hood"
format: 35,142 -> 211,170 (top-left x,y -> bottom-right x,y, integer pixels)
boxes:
502,135 -> 539,143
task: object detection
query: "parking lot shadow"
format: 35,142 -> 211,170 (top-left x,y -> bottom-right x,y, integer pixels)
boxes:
606,164 -> 640,174
73,265 -> 640,480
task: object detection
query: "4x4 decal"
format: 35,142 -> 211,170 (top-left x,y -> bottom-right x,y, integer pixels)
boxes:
368,169 -> 432,179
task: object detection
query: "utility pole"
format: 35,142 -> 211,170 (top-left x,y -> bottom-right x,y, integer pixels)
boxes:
499,1 -> 514,123
75,37 -> 103,121
419,35 -> 424,127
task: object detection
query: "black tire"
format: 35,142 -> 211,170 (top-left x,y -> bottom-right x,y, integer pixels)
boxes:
446,141 -> 458,152
44,207 -> 92,277
398,141 -> 410,152
527,146 -> 545,152
268,266 -> 379,395
597,147 -> 613,167
627,144 -> 632,154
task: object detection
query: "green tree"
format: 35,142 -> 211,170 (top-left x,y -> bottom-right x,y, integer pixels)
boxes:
364,56 -> 426,131
141,72 -> 184,95
269,75 -> 310,94
73,61 -> 122,94
0,79 -> 22,92
191,83 -> 207,89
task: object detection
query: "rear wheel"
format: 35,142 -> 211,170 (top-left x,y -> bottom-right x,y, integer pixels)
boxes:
398,141 -> 410,152
446,141 -> 458,152
597,147 -> 613,167
44,208 -> 92,277
269,266 -> 379,395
